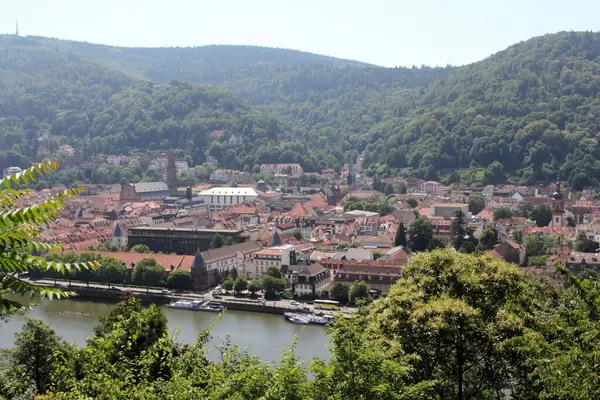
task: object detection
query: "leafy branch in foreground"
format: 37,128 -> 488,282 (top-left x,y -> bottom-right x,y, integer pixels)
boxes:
0,161 -> 98,316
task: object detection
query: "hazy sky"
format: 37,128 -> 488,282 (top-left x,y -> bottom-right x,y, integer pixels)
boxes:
2,0 -> 599,67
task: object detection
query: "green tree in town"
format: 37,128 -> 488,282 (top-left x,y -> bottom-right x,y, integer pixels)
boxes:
131,244 -> 152,253
467,192 -> 485,215
405,198 -> 419,208
221,276 -> 235,291
531,204 -> 553,227
166,269 -> 192,290
0,162 -> 98,316
348,281 -> 371,306
493,206 -> 513,220
132,258 -> 167,290
574,231 -> 599,253
210,233 -> 232,249
96,257 -> 127,286
452,210 -> 467,250
408,217 -> 433,252
234,277 -> 248,294
292,229 -> 303,241
248,279 -> 263,295
263,275 -> 287,298
329,283 -> 349,303
566,215 -> 577,228
524,234 -> 546,257
395,222 -> 407,247
266,265 -> 282,279
476,226 -> 498,251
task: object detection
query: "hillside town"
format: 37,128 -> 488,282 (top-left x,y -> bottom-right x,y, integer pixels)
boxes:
18,149 -> 600,299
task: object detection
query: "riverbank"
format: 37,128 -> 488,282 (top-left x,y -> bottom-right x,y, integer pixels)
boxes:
27,279 -> 356,318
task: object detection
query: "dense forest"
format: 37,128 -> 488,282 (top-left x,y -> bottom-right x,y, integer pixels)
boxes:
3,32 -> 600,188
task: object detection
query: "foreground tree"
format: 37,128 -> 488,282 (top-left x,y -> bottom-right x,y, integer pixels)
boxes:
363,249 -> 552,399
11,318 -> 70,394
0,162 -> 98,316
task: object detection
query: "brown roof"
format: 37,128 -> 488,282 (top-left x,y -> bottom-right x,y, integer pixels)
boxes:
201,242 -> 262,264
73,251 -> 191,272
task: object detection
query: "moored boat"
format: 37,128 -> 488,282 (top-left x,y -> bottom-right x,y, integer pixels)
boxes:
168,300 -> 225,312
288,315 -> 309,325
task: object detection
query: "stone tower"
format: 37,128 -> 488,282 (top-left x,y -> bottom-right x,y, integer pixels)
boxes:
190,248 -> 208,290
346,153 -> 356,189
166,150 -> 177,194
551,182 -> 565,227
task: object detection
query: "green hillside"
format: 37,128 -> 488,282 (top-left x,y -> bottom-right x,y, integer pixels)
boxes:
362,31 -> 600,189
3,32 -> 600,189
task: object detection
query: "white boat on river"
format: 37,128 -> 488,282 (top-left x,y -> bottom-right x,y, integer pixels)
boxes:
168,300 -> 224,312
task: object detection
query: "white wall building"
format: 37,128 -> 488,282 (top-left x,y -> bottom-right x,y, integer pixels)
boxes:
198,187 -> 258,212
251,244 -> 295,277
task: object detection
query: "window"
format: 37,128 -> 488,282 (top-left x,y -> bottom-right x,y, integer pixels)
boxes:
217,196 -> 220,204
379,276 -> 383,281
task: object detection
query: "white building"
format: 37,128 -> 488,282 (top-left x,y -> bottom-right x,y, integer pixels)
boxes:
250,244 -> 295,277
260,163 -> 304,177
198,187 -> 258,212
201,242 -> 262,276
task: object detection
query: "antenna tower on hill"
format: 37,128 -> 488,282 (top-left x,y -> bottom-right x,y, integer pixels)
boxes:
15,19 -> 19,36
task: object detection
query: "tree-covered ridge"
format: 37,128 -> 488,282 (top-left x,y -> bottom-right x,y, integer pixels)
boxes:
5,32 -> 600,187
362,31 -> 600,187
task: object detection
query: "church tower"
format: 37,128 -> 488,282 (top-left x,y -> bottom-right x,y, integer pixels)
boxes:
551,182 -> 565,227
166,150 -> 177,194
346,153 -> 356,189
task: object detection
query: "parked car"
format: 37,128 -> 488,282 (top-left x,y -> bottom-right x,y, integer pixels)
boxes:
212,294 -> 223,299
290,301 -> 300,306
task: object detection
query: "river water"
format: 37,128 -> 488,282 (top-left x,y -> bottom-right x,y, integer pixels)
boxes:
0,299 -> 331,362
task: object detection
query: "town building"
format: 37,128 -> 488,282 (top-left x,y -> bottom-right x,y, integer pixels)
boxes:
127,226 -> 247,254
119,182 -> 171,202
198,187 -> 258,212
251,244 -> 296,277
188,242 -> 262,289
282,263 -> 330,297
321,258 -> 403,292
260,163 -> 304,177
430,203 -> 469,218
421,181 -> 444,195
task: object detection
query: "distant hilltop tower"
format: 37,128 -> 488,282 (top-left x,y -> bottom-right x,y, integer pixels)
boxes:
15,19 -> 19,36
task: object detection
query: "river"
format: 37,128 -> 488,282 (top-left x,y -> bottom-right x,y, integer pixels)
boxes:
0,299 -> 331,362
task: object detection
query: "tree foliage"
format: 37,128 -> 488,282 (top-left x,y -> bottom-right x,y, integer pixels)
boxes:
408,217 -> 434,252
166,269 -> 192,290
0,161 -> 98,317
132,258 -> 167,288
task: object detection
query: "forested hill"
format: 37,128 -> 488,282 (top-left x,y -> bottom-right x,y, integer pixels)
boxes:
4,32 -> 600,189
0,35 -> 324,174
362,31 -> 600,189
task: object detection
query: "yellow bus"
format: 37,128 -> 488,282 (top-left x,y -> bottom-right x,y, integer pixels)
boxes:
313,300 -> 340,310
